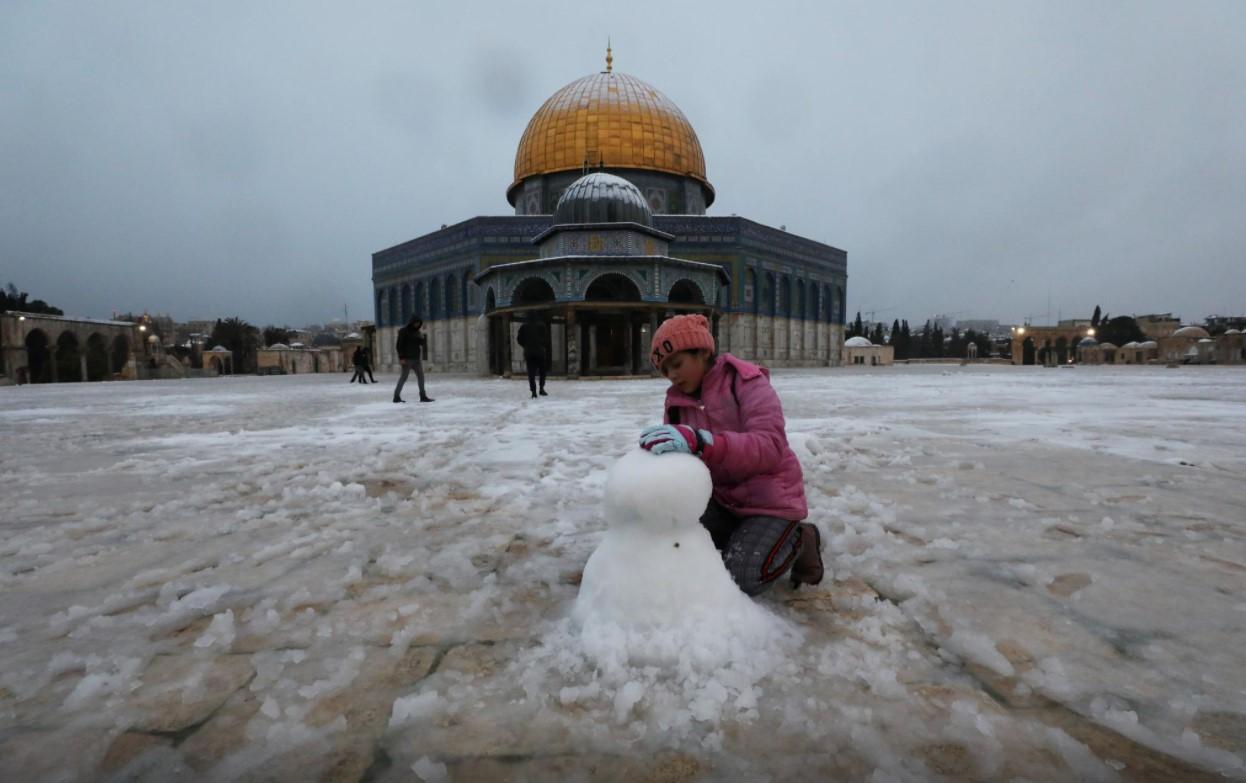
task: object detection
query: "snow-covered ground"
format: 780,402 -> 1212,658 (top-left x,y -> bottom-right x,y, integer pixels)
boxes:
1,365 -> 1244,782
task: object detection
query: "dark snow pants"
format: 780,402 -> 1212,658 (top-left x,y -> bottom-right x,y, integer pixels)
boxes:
699,500 -> 802,596
526,355 -> 547,395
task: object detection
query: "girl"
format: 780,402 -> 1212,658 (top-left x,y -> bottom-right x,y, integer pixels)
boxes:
640,314 -> 824,595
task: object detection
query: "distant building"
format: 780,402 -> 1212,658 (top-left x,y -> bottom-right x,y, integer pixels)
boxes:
371,50 -> 848,377
956,319 -> 1004,337
2,311 -> 149,384
843,336 -> 893,366
1135,313 -> 1181,340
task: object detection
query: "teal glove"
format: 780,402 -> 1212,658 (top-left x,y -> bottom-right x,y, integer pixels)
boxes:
639,424 -> 714,456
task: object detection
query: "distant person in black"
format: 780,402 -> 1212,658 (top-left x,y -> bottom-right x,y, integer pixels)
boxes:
349,346 -> 368,384
361,346 -> 377,383
516,314 -> 550,399
393,316 -> 433,403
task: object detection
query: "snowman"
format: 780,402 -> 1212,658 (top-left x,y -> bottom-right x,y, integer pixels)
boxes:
573,449 -> 781,636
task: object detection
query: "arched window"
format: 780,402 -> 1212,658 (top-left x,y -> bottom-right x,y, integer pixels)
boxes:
779,276 -> 791,317
810,284 -> 820,322
837,285 -> 846,324
401,284 -> 412,322
376,290 -> 385,326
762,272 -> 775,316
667,279 -> 704,305
822,285 -> 833,323
429,277 -> 441,319
444,273 -> 456,317
585,274 -> 641,301
463,268 -> 474,313
513,277 -> 556,306
796,280 -> 806,320
387,287 -> 398,325
745,268 -> 757,314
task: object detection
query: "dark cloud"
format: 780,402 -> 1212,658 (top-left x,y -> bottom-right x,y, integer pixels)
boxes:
1,0 -> 1242,327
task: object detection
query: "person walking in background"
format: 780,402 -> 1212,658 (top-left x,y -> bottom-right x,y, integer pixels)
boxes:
516,313 -> 550,399
393,316 -> 433,403
362,346 -> 377,383
349,346 -> 368,384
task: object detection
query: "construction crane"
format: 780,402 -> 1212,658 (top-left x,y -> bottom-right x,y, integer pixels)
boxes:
861,306 -> 895,322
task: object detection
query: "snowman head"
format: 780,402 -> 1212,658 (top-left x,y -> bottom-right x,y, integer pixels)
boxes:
604,449 -> 712,532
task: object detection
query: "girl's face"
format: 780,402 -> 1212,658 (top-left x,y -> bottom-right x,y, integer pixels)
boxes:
661,349 -> 711,395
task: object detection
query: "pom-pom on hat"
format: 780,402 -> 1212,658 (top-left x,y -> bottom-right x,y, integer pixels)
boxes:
651,314 -> 715,369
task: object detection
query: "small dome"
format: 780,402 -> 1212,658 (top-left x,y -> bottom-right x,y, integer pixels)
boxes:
270,343 -> 290,350
344,331 -> 361,339
210,345 -> 229,352
844,336 -> 873,348
290,342 -> 306,349
1099,342 -> 1118,350
1224,328 -> 1241,335
1122,341 -> 1139,349
1138,340 -> 1158,349
1198,338 -> 1214,343
1172,325 -> 1210,339
553,172 -> 653,226
1078,337 -> 1098,347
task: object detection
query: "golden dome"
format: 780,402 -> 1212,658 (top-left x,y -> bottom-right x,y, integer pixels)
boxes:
509,70 -> 713,205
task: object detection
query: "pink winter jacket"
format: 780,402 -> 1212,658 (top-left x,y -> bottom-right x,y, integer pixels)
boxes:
663,353 -> 808,521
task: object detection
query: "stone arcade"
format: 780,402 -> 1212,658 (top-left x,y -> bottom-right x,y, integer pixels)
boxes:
372,51 -> 847,376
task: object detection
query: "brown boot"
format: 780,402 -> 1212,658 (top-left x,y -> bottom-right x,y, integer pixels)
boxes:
790,522 -> 824,588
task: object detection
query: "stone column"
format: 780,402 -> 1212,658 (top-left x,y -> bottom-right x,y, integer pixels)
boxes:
565,308 -> 579,379
80,353 -> 88,382
502,314 -> 513,377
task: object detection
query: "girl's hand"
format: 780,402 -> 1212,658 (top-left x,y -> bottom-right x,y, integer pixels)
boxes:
639,424 -> 714,456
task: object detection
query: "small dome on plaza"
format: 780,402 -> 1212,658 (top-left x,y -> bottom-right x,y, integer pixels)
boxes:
1173,325 -> 1210,339
1099,342 -> 1118,350
1078,337 -> 1098,347
553,172 -> 653,226
1198,338 -> 1214,344
345,331 -> 361,339
1138,340 -> 1158,349
270,343 -> 290,350
1225,328 -> 1242,335
209,345 -> 229,352
1122,341 -> 1139,349
844,336 -> 873,348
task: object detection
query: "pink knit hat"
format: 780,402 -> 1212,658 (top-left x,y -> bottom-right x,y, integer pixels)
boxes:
650,314 -> 715,369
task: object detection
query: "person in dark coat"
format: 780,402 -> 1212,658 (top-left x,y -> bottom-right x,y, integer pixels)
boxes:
393,316 -> 433,403
361,346 -> 377,383
349,346 -> 368,384
516,314 -> 550,399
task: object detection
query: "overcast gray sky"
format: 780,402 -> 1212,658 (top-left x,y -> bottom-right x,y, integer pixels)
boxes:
2,1 -> 1243,328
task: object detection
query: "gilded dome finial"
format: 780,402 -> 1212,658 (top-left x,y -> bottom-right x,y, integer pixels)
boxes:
605,39 -> 613,73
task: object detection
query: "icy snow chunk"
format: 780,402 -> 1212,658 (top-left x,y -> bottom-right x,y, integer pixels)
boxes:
943,630 -> 1016,677
390,690 -> 443,727
411,756 -> 448,782
193,610 -> 236,649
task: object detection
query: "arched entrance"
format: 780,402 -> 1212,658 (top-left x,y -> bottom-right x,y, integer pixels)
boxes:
583,274 -> 641,374
85,333 -> 110,381
484,289 -> 506,375
1055,336 -> 1070,364
111,335 -> 129,375
1022,337 -> 1036,365
56,332 -> 82,382
25,330 -> 52,383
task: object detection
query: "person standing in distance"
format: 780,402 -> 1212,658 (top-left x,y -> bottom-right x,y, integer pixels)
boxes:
393,316 -> 434,403
516,314 -> 550,399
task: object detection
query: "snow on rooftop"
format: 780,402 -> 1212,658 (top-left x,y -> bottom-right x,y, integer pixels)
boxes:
844,336 -> 873,347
